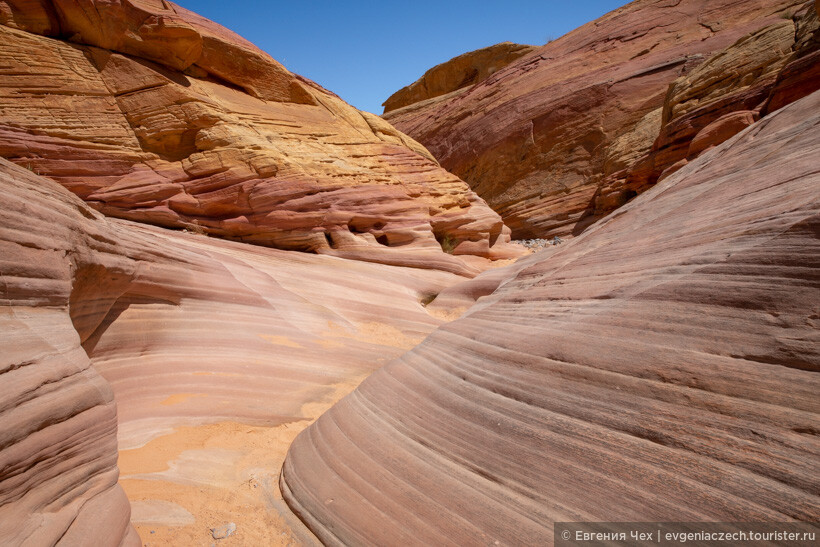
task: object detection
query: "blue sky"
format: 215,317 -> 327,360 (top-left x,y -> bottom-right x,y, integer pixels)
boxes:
175,1 -> 627,114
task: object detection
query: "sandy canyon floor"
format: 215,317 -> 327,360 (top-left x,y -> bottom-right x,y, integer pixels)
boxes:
91,223 -> 517,546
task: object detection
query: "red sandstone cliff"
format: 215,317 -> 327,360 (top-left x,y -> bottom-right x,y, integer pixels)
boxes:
384,0 -> 819,238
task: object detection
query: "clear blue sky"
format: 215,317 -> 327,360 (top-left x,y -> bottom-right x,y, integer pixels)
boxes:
175,1 -> 628,114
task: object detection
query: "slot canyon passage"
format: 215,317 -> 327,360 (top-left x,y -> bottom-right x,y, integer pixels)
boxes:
0,0 -> 818,546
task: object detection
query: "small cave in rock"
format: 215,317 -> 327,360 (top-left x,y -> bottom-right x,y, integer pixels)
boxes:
348,217 -> 386,233
435,232 -> 458,254
620,189 -> 638,205
419,292 -> 438,307
488,224 -> 502,247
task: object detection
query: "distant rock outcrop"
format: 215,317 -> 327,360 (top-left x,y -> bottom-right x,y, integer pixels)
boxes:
383,0 -> 817,238
283,90 -> 820,544
382,42 -> 538,114
0,0 -> 522,275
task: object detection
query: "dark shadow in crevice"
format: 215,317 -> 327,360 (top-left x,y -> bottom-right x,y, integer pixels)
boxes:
324,231 -> 336,249
69,263 -> 179,356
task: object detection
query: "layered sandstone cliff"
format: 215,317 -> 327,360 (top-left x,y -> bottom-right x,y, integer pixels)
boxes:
0,0 -> 520,274
3,1 -> 819,545
0,2 -> 528,544
283,91 -> 820,543
384,0 -> 817,238
596,1 -> 820,212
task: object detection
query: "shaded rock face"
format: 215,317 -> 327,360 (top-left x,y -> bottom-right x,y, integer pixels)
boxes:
0,0 -> 521,275
382,42 -> 538,114
597,1 -> 820,211
0,154 -> 481,544
384,0 -> 812,238
282,91 -> 820,543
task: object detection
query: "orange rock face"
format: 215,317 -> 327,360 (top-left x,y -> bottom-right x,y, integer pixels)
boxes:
0,0 -> 521,274
384,0 -> 813,238
282,91 -> 820,543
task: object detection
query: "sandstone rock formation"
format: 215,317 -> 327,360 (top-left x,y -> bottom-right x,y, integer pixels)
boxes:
384,0 -> 814,238
4,1 -> 818,545
596,1 -> 820,211
382,42 -> 538,114
0,155 -> 485,545
0,0 -> 520,273
282,91 -> 820,543
0,161 -> 140,546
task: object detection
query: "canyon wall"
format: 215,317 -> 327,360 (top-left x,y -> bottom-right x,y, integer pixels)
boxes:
0,152 -> 484,544
3,1 -> 819,544
1,161 -> 140,546
0,2 -> 527,543
283,90 -> 820,544
0,0 -> 520,274
384,0 -> 819,238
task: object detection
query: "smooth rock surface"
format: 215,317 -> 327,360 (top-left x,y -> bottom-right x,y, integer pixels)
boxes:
282,91 -> 820,544
0,161 -> 138,546
384,0 -> 810,238
0,156 -> 484,545
0,0 -> 521,273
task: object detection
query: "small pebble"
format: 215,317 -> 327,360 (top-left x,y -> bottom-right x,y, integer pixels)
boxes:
211,522 -> 237,540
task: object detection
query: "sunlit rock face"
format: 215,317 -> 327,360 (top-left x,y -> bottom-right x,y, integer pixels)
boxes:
3,1 -> 818,545
0,0 -> 522,275
382,42 -> 538,114
0,154 -> 488,544
282,91 -> 820,544
383,0 -> 816,239
0,2 -> 525,544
